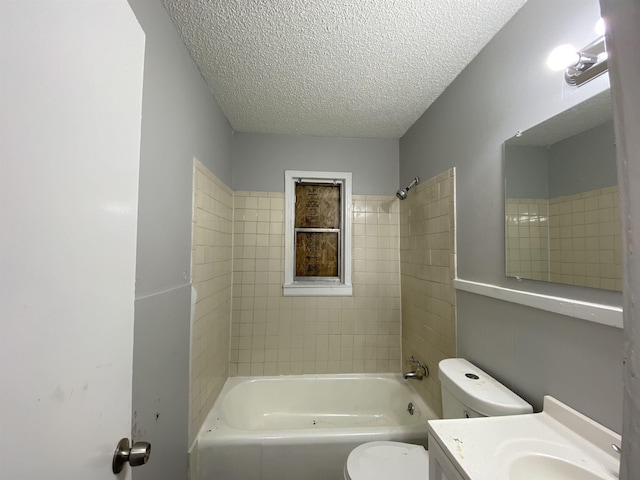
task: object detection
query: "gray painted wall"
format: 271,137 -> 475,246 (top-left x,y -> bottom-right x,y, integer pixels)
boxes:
548,120 -> 617,197
129,1 -> 233,298
233,132 -> 399,195
400,0 -> 623,432
504,145 -> 549,199
127,1 -> 234,479
457,292 -> 623,430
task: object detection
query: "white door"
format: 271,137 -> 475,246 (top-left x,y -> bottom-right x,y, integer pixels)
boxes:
0,1 -> 145,479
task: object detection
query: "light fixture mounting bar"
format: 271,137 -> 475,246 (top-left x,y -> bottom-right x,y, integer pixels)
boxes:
565,36 -> 608,87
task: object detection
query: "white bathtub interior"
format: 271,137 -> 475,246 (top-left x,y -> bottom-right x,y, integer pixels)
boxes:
191,373 -> 437,480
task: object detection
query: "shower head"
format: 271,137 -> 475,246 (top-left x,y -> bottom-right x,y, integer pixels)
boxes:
396,177 -> 419,200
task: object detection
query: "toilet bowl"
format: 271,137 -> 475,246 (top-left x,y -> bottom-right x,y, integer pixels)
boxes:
343,358 -> 533,480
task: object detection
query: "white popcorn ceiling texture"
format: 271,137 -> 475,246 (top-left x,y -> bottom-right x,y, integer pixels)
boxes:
162,0 -> 528,138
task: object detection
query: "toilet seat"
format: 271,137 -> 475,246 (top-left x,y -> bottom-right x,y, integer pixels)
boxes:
344,441 -> 429,480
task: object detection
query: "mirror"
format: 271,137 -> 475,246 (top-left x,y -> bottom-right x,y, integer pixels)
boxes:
504,89 -> 621,291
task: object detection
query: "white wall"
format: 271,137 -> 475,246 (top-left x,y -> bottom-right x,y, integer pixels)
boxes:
126,1 -> 234,479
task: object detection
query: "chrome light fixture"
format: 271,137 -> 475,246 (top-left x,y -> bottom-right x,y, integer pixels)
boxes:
564,36 -> 608,86
547,19 -> 609,87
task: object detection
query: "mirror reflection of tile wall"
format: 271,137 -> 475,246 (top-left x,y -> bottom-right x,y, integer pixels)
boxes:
504,89 -> 621,291
506,188 -> 622,290
548,186 -> 621,290
505,198 -> 549,281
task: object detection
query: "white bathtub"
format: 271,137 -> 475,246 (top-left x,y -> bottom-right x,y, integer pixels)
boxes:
191,374 -> 437,480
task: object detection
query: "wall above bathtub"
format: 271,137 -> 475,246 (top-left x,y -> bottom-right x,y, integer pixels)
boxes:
232,133 -> 399,196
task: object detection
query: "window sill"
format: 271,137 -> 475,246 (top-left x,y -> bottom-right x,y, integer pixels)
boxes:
283,283 -> 353,297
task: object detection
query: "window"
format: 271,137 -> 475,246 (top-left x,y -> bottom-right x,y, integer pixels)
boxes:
284,170 -> 352,296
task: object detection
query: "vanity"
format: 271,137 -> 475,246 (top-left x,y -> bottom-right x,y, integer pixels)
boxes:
428,396 -> 620,480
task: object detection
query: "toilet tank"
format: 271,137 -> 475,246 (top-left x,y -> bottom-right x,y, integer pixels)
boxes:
438,358 -> 533,419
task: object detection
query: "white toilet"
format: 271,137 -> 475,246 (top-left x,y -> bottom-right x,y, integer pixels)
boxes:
343,358 -> 533,480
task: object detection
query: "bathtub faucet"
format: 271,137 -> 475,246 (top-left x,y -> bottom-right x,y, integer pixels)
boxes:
403,356 -> 429,380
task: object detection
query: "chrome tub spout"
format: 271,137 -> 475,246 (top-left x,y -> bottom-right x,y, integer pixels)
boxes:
403,356 -> 429,380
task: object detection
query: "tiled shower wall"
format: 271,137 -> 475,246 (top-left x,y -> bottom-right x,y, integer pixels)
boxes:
190,160 -> 233,440
190,170 -> 458,429
400,168 -> 457,417
230,192 -> 401,376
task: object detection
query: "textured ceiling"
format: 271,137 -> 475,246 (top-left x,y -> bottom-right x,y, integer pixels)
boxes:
162,0 -> 528,138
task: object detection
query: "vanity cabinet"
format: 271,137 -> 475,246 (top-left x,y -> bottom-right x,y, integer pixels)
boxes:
428,432 -> 466,480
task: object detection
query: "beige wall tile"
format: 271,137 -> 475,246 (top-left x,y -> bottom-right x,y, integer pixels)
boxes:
192,169 -> 460,423
400,168 -> 457,417
189,160 -> 233,440
230,193 -> 402,376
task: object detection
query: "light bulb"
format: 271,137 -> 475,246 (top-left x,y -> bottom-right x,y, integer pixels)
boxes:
546,44 -> 579,71
595,17 -> 606,36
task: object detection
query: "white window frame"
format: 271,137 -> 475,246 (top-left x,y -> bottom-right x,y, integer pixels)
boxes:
284,170 -> 352,296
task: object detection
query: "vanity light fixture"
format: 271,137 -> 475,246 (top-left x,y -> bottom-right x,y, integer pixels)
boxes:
546,18 -> 609,87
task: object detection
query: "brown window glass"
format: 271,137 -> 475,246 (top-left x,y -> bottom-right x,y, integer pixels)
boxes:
295,184 -> 340,228
295,232 -> 339,277
294,183 -> 341,278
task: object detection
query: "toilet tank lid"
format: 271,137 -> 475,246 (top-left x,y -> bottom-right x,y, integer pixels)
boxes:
438,358 -> 533,416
